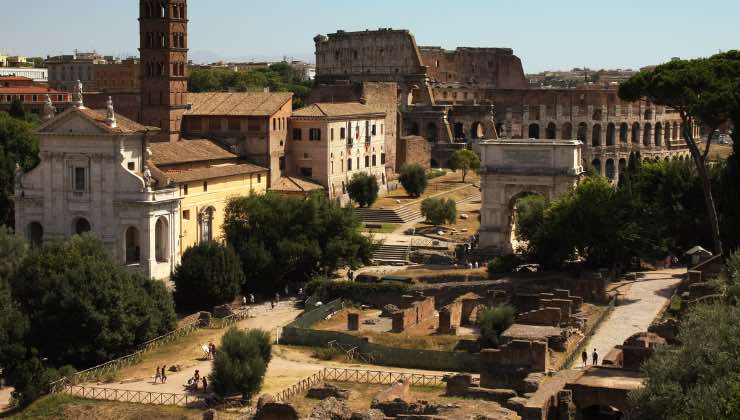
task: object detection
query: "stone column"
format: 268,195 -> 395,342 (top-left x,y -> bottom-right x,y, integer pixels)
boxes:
347,312 -> 359,331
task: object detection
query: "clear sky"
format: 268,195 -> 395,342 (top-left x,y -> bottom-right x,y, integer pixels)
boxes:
2,0 -> 738,73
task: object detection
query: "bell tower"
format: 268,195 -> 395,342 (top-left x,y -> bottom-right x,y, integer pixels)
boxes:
139,0 -> 188,142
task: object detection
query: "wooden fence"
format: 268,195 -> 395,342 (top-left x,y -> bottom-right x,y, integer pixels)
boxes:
272,367 -> 447,402
50,307 -> 253,392
61,384 -> 204,407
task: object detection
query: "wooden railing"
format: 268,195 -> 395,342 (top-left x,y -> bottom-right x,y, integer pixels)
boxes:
272,367 -> 447,402
61,384 -> 204,407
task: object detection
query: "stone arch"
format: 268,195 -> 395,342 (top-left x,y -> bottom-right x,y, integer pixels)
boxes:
592,158 -> 601,175
27,222 -> 43,248
619,123 -> 628,144
618,158 -> 627,173
605,159 -> 616,180
643,123 -> 652,146
155,216 -> 169,263
528,123 -> 540,139
561,123 -> 573,140
631,122 -> 640,144
471,121 -> 485,140
577,122 -> 588,142
406,121 -> 420,136
125,226 -> 141,265
591,124 -> 602,147
606,123 -> 616,146
453,122 -> 465,140
426,122 -> 438,143
655,122 -> 663,147
545,122 -> 557,140
74,217 -> 91,235
508,191 -> 547,250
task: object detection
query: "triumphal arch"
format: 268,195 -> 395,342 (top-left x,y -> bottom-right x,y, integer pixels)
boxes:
478,139 -> 584,253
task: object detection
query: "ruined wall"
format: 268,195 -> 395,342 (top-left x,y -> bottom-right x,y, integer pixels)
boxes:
437,300 -> 462,334
517,307 -> 562,327
480,340 -> 548,389
419,47 -> 527,89
396,135 -> 431,172
392,296 -> 435,332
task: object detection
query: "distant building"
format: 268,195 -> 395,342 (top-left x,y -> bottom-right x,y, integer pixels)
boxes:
0,67 -> 48,83
46,52 -> 108,92
288,102 -> 387,200
0,75 -> 71,116
92,58 -> 140,93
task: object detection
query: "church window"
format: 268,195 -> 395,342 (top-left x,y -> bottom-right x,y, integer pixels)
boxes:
73,167 -> 86,192
182,210 -> 190,220
199,208 -> 214,243
372,124 -> 377,136
347,159 -> 352,171
365,155 -> 370,168
183,184 -> 188,195
372,155 -> 377,166
340,127 -> 346,139
381,153 -> 386,165
155,217 -> 169,261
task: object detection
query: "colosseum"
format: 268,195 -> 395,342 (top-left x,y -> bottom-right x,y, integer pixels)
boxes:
313,28 -> 692,179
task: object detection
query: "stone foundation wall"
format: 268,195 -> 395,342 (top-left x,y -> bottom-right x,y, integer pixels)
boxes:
396,135 -> 432,172
392,297 -> 436,332
480,339 -> 548,390
437,300 -> 462,334
517,307 -> 562,327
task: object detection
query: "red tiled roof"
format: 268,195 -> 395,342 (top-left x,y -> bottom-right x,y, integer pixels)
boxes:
37,106 -> 150,134
161,162 -> 267,183
149,139 -> 236,166
186,92 -> 293,117
292,102 -> 386,119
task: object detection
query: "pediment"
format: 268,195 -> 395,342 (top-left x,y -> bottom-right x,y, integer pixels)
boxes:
37,108 -> 109,135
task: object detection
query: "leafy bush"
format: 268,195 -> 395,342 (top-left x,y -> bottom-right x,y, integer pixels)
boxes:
420,198 -> 457,225
477,305 -> 516,348
173,241 -> 245,312
312,346 -> 343,361
487,254 -> 523,276
211,327 -> 271,400
347,172 -> 379,207
305,279 -> 409,304
426,169 -> 447,179
448,149 -> 481,182
399,164 -> 428,198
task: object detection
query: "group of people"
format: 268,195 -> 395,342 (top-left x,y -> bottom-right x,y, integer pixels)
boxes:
153,365 -> 168,384
205,342 -> 217,360
184,369 -> 207,392
581,348 -> 599,368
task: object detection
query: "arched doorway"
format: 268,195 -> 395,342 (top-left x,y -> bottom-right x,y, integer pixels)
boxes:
592,124 -> 602,147
632,122 -> 640,144
509,192 -> 546,252
426,122 -> 438,143
199,207 -> 215,243
453,122 -> 465,140
654,122 -> 663,147
545,122 -> 557,139
27,222 -> 43,248
125,226 -> 141,264
605,159 -> 616,180
471,122 -> 485,139
592,158 -> 601,175
618,158 -> 627,173
74,217 -> 91,235
619,123 -> 628,144
528,123 -> 540,139
561,123 -> 573,140
606,123 -> 615,146
406,121 -> 420,136
155,216 -> 169,263
643,123 -> 652,146
577,123 -> 588,142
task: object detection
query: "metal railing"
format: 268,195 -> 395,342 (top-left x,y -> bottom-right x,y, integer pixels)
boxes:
61,384 -> 204,407
272,367 -> 447,402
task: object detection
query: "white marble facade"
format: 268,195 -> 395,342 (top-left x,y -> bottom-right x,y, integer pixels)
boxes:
14,105 -> 180,280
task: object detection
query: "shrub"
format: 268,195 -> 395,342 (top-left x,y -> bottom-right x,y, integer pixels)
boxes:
211,327 -> 271,400
478,305 -> 516,348
173,242 -> 245,312
347,172 -> 379,207
487,254 -> 523,276
399,164 -> 428,198
421,198 -> 457,225
448,149 -> 481,182
312,347 -> 343,361
305,279 -> 409,304
426,169 -> 447,179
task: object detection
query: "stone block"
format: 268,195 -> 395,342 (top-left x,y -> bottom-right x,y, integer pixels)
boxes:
212,304 -> 234,319
347,313 -> 360,331
307,383 -> 351,400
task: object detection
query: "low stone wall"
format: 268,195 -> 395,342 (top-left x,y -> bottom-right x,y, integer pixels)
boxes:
516,307 -> 561,327
392,296 -> 435,332
480,340 -> 548,390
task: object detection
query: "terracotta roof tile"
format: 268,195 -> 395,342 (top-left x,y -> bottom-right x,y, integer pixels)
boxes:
186,92 -> 292,116
162,162 -> 267,183
81,108 -> 150,133
292,102 -> 386,118
149,139 -> 236,166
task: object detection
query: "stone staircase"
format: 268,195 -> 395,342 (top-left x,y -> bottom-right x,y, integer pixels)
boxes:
371,244 -> 410,265
353,206 -> 421,224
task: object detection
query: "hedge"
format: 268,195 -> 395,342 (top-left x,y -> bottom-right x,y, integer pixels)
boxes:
305,279 -> 410,304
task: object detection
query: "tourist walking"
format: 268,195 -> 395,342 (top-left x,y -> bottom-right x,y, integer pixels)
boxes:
249,293 -> 255,304
592,349 -> 599,366
161,365 -> 167,383
242,295 -> 247,306
202,377 -> 208,393
154,366 -> 162,384
581,350 -> 588,368
209,343 -> 216,358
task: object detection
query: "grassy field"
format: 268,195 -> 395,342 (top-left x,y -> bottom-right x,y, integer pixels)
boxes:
2,394 -> 237,420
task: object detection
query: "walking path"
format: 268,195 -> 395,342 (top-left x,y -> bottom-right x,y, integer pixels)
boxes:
568,268 -> 683,368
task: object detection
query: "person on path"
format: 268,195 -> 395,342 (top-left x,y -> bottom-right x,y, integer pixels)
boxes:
242,296 -> 247,306
161,365 -> 167,383
209,343 -> 216,358
249,293 -> 255,304
581,350 -> 588,368
154,366 -> 161,384
207,342 -> 214,360
270,299 -> 275,310
592,349 -> 599,366
202,377 -> 208,393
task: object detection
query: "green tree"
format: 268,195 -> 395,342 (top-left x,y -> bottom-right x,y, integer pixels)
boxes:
477,305 -> 516,348
173,242 -> 245,312
211,328 -> 271,400
0,112 -> 40,227
513,194 -> 545,242
399,164 -> 428,198
420,198 -> 456,226
347,172 -> 379,208
9,234 -> 176,367
448,149 -> 480,182
619,51 -> 740,255
9,98 -> 26,120
224,192 -> 376,295
629,304 -> 740,420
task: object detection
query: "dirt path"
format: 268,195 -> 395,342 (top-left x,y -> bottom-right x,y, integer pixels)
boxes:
0,386 -> 12,412
568,268 -> 682,368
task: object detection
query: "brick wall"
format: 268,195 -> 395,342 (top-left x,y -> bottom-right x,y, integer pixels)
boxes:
396,135 -> 431,172
392,296 -> 435,332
